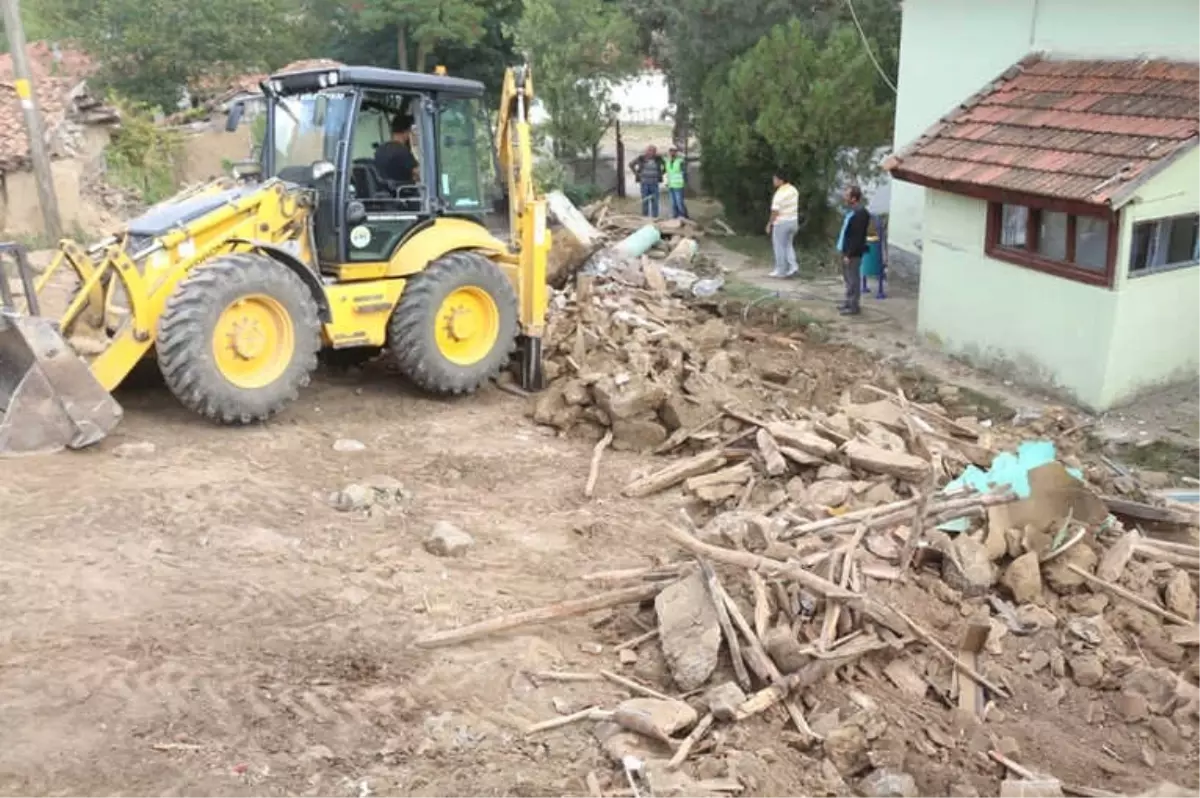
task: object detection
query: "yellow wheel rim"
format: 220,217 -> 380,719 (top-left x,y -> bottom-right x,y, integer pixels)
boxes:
211,294 -> 295,389
434,286 -> 500,367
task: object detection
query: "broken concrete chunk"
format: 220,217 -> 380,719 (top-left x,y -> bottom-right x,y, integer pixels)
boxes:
1001,551 -> 1043,604
1069,654 -> 1104,687
615,697 -> 698,739
1164,569 -> 1197,621
941,535 -> 996,596
860,768 -> 919,798
818,463 -> 853,481
756,428 -> 789,477
824,722 -> 870,775
806,479 -> 852,508
533,382 -> 584,430
1042,543 -> 1097,593
611,418 -> 669,452
592,376 -> 668,421
765,626 -> 810,673
690,318 -> 732,351
655,571 -> 722,691
768,423 -> 838,459
704,681 -> 747,722
842,440 -> 931,483
423,521 -> 475,558
999,778 -> 1063,798
331,484 -> 374,512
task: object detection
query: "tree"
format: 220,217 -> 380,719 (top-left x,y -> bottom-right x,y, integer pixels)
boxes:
699,20 -> 894,234
33,0 -> 310,108
516,0 -> 639,160
353,0 -> 486,73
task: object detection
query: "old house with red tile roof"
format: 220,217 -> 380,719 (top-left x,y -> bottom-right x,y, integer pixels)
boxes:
0,42 -> 119,234
884,3 -> 1199,412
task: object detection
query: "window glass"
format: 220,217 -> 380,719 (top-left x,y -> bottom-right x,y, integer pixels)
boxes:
438,97 -> 485,211
1074,216 -> 1108,271
1130,214 -> 1200,274
999,205 -> 1028,248
1037,211 -> 1068,261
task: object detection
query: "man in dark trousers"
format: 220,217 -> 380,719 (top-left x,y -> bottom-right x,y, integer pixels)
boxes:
630,145 -> 665,218
375,115 -> 419,185
837,185 -> 871,316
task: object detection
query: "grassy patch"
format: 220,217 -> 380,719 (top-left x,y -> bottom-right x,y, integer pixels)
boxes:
1101,439 -> 1200,479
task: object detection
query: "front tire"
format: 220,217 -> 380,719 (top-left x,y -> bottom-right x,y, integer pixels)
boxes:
157,253 -> 320,424
388,251 -> 518,395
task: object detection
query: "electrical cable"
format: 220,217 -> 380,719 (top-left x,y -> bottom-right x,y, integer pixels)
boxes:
843,0 -> 898,95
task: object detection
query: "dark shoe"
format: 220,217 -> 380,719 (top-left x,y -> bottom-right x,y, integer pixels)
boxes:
839,307 -> 861,316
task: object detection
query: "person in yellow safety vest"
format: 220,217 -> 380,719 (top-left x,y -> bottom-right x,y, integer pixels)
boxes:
665,145 -> 689,219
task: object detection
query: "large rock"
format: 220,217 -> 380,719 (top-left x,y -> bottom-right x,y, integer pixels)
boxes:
1069,654 -> 1104,687
423,521 -> 475,558
860,769 -> 919,798
611,418 -> 669,452
1042,543 -> 1098,593
691,318 -> 732,351
655,571 -> 722,691
941,535 -> 996,596
704,681 -> 747,722
533,382 -> 583,430
807,479 -> 852,508
1164,570 -> 1197,621
765,626 -> 810,673
592,377 -> 668,421
1001,551 -> 1043,604
615,697 -> 698,737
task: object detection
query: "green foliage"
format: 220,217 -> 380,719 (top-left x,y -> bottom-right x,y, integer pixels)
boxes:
104,96 -> 183,203
517,0 -> 639,159
355,0 -> 486,71
699,20 -> 894,234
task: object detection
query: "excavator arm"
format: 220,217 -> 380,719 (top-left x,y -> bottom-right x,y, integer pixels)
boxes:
496,65 -> 550,391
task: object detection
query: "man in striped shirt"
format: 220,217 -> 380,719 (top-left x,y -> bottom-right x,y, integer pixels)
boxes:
766,172 -> 800,277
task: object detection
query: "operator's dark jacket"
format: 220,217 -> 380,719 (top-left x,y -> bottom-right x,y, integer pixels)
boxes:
840,206 -> 871,258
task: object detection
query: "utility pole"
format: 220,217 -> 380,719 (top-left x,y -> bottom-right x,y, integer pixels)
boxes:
0,0 -> 61,240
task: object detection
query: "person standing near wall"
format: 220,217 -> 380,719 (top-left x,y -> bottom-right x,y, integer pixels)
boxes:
630,145 -> 665,218
766,171 -> 800,278
664,145 -> 689,219
837,185 -> 871,316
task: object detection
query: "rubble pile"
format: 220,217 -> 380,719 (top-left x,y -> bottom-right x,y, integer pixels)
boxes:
494,251 -> 1200,794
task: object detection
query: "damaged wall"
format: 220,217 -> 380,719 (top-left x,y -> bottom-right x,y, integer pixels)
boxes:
915,188 -> 1119,410
889,0 -> 1200,260
0,127 -> 116,237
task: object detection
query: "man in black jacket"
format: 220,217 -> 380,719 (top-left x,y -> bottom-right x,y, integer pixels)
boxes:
837,185 -> 871,316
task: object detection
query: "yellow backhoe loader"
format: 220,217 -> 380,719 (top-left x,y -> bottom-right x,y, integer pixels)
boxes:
0,64 -> 549,454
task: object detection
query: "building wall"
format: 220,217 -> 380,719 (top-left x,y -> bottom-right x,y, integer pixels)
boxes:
1102,146 -> 1200,407
916,188 -> 1121,408
890,0 -> 1200,259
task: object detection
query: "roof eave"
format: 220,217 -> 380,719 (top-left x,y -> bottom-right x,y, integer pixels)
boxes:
889,165 -> 1117,217
1105,137 -> 1200,209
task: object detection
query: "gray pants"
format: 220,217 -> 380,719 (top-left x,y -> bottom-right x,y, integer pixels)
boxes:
771,219 -> 799,275
842,256 -> 862,311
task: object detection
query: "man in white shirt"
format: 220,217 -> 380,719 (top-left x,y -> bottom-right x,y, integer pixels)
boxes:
766,172 -> 800,277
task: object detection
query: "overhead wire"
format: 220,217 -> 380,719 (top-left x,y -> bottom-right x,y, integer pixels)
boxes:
843,0 -> 898,95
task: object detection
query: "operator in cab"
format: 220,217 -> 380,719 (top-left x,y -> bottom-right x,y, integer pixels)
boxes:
375,114 -> 419,185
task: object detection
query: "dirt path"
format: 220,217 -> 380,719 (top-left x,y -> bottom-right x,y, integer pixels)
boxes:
0,367 -> 691,796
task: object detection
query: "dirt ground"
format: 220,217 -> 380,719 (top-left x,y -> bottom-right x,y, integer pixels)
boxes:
1,329 -> 1197,796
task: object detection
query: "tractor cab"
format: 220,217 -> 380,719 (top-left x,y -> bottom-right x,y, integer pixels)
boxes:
228,66 -> 497,273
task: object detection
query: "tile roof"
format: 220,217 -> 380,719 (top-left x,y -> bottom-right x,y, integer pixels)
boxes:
885,55 -> 1200,207
192,59 -> 346,106
0,42 -> 102,172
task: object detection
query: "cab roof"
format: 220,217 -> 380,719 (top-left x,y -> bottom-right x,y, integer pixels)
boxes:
268,65 -> 485,98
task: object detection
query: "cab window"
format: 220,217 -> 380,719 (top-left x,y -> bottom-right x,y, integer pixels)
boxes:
438,97 -> 486,213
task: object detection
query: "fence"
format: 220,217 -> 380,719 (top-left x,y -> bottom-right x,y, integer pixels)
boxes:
559,154 -> 705,199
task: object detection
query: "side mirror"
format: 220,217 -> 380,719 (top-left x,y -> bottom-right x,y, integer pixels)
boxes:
225,101 -> 245,133
312,161 -> 336,182
346,201 -> 367,226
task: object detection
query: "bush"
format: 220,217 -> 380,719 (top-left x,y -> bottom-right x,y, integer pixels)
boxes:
698,21 -> 894,238
105,96 -> 184,204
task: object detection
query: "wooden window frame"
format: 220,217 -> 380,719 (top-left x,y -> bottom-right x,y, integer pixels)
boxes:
985,199 -> 1118,288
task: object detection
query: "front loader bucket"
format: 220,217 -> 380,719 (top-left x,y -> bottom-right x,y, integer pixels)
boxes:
0,242 -> 123,455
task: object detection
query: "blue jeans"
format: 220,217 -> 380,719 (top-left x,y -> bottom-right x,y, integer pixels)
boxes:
640,183 -> 660,217
668,188 -> 688,219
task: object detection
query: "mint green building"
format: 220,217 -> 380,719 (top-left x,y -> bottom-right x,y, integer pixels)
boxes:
886,5 -> 1199,411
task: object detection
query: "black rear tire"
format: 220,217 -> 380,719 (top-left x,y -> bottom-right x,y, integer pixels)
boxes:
157,253 -> 320,424
388,251 -> 518,395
